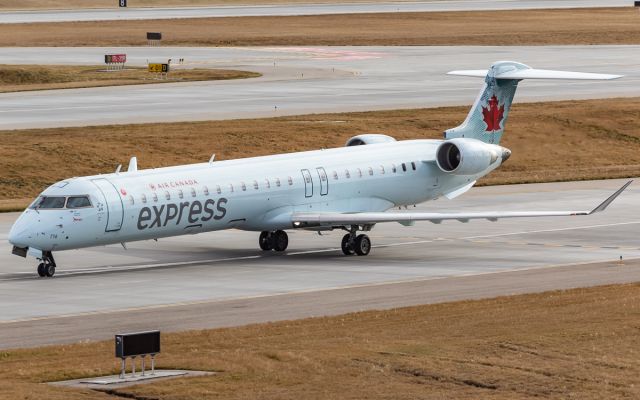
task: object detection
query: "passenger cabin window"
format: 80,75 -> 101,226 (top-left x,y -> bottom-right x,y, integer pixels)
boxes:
152,193 -> 158,202
320,170 -> 327,181
216,185 -> 222,194
345,169 -> 351,179
31,196 -> 66,209
229,183 -> 234,192
253,180 -> 259,190
392,164 -> 397,173
265,179 -> 271,189
357,168 -> 362,178
380,165 -> 385,174
178,189 -> 184,199
141,194 -> 147,204
368,167 -> 373,176
411,162 -> 417,171
128,195 -> 135,206
288,176 -> 293,186
164,191 -> 171,200
191,187 -> 197,197
66,196 -> 92,209
402,163 -> 407,172
275,178 -> 281,187
332,171 -> 338,180
241,182 -> 247,191
203,186 -> 209,196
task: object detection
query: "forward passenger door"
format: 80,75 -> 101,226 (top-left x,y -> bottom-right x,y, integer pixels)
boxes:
301,169 -> 313,198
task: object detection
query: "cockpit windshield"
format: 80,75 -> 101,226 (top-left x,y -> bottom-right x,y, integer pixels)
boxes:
29,195 -> 92,210
66,196 -> 92,209
30,196 -> 65,209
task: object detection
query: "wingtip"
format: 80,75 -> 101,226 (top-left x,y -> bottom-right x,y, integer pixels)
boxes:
589,180 -> 632,214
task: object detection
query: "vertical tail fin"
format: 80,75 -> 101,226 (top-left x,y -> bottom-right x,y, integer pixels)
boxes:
444,61 -> 621,145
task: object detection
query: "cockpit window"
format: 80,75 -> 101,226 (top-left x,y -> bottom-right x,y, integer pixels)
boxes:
66,196 -> 92,208
30,196 -> 66,209
29,195 -> 93,210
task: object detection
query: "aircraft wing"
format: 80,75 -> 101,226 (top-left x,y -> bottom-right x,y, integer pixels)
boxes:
291,181 -> 631,227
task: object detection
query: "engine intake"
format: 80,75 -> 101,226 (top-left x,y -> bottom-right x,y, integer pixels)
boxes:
436,138 -> 506,175
345,134 -> 396,147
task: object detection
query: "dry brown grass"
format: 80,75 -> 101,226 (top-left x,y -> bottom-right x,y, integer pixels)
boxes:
0,64 -> 260,93
2,282 -> 640,399
0,7 -> 637,46
2,96 -> 640,206
0,0 -> 396,10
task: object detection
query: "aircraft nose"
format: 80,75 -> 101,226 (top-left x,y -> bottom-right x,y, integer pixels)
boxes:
8,218 -> 29,249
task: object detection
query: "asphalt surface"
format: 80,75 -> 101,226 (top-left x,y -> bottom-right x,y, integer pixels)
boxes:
1,179 -> 639,349
0,45 -> 638,130
0,0 -> 630,24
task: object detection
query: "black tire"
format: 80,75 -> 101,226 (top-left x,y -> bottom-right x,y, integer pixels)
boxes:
354,234 -> 371,256
341,234 -> 354,256
37,263 -> 46,277
273,230 -> 289,252
259,231 -> 273,251
45,264 -> 56,278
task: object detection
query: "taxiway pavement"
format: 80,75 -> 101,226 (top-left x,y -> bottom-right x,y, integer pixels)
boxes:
0,0 -> 630,24
0,45 -> 638,130
0,179 -> 638,348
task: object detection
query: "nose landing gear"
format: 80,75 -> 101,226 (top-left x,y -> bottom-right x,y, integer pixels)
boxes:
259,230 -> 289,252
36,251 -> 56,278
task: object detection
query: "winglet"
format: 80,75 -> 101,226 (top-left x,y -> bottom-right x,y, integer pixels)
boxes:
589,181 -> 632,214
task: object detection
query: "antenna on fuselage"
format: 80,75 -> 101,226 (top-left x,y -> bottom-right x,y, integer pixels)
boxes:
209,154 -> 216,165
115,164 -> 122,174
128,156 -> 138,172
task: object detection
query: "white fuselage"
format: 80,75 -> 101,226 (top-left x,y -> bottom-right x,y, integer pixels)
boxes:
8,139 -> 501,253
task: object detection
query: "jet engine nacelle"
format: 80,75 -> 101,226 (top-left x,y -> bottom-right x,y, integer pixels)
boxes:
345,134 -> 396,146
436,138 -> 509,176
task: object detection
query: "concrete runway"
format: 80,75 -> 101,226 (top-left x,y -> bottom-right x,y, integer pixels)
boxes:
0,0 -> 630,24
0,45 -> 638,130
1,178 -> 639,349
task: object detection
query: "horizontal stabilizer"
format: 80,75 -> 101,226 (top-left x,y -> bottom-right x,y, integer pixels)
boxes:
447,68 -> 622,80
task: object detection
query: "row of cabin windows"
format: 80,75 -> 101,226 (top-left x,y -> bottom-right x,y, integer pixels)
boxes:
128,176 -> 295,206
127,162 -> 418,206
334,162 -> 416,181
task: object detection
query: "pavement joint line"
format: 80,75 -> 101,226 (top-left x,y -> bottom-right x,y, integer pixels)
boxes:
461,221 -> 640,240
1,256 -> 637,325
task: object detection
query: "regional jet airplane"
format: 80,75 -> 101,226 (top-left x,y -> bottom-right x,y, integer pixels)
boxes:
8,61 -> 631,278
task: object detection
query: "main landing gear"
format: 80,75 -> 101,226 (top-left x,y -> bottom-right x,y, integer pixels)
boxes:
259,230 -> 289,252
341,226 -> 371,256
37,251 -> 56,278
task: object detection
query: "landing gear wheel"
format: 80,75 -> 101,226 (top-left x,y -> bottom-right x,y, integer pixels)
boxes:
341,234 -> 355,256
37,263 -> 46,277
37,251 -> 57,278
354,234 -> 371,256
259,231 -> 274,251
273,230 -> 289,252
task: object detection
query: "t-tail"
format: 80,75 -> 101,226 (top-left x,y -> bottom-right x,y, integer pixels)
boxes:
444,61 -> 621,144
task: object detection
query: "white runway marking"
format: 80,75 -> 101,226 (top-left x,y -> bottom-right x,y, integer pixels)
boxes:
2,219 -> 634,280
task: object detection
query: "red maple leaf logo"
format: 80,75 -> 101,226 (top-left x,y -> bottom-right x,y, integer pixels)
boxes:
482,95 -> 504,132
120,188 -> 127,196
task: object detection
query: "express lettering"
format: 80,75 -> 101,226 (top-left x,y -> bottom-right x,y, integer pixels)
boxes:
137,198 -> 227,230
